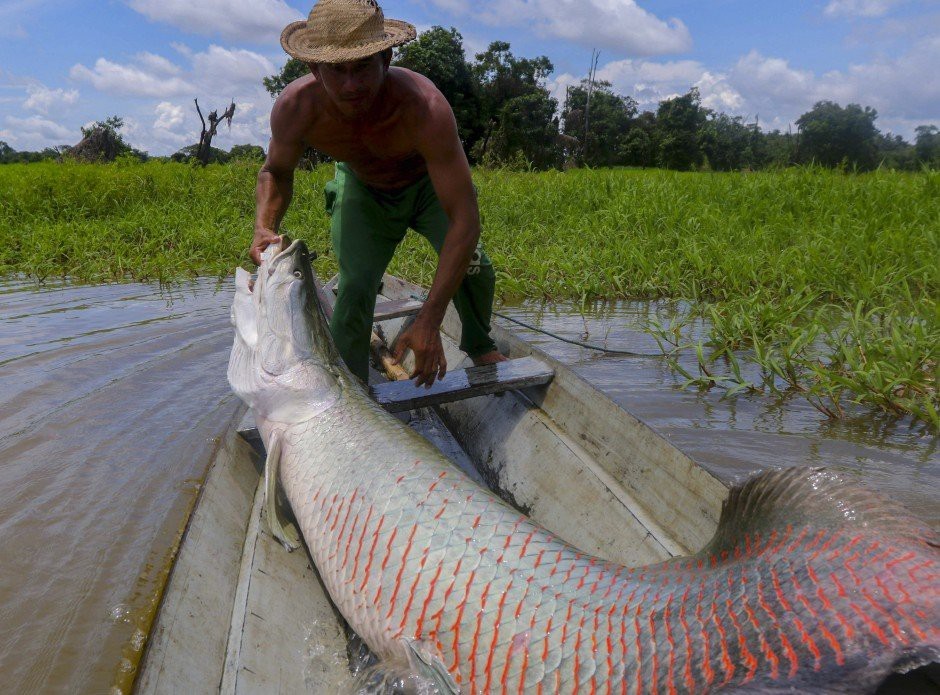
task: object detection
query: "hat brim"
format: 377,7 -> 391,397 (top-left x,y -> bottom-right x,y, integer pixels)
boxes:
281,18 -> 416,64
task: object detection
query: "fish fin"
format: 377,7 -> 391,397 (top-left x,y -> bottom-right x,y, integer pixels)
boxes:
403,639 -> 459,694
263,430 -> 300,552
702,467 -> 935,559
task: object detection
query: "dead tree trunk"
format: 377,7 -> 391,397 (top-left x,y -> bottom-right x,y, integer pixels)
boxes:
195,99 -> 236,165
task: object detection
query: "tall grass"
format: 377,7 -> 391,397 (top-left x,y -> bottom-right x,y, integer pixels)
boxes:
1,161 -> 936,426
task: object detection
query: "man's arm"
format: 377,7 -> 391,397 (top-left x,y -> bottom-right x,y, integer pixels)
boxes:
391,94 -> 481,386
251,93 -> 308,265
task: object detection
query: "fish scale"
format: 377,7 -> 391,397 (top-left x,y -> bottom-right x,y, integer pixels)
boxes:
271,398 -> 939,694
228,241 -> 939,694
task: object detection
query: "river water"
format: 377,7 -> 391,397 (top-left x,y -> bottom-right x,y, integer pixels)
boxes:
0,280 -> 936,693
0,277 -> 240,693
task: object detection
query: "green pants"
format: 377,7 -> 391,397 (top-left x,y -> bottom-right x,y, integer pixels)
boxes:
324,163 -> 497,382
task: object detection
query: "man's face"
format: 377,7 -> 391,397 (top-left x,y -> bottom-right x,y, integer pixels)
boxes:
314,52 -> 389,119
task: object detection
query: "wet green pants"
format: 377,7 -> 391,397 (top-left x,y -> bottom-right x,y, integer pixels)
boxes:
324,163 -> 497,382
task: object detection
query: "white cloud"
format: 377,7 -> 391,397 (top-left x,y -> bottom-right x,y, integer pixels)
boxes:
154,101 -> 185,130
23,84 -> 79,114
429,0 -> 691,56
126,0 -> 302,43
590,35 -> 939,137
70,58 -> 195,97
0,114 -> 76,149
823,0 -> 906,19
597,58 -> 707,108
190,45 -> 276,92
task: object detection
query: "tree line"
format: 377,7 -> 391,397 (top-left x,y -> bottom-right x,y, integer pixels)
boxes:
264,27 -> 939,172
4,26 -> 938,170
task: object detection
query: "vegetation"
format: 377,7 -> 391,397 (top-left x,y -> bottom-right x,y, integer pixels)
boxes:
0,161 -> 936,426
256,27 -> 938,173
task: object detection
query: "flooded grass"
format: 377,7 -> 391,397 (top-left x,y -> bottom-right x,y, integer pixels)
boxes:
1,161 -> 936,425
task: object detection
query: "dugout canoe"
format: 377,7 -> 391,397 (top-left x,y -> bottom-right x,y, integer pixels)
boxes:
135,273 -> 728,693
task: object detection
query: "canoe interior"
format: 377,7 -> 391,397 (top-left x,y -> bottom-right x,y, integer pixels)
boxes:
137,273 -> 728,692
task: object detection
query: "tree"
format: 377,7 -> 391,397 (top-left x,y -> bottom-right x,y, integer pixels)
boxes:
394,27 -> 482,156
562,81 -> 637,167
699,113 -> 767,171
656,88 -> 707,170
263,58 -> 311,98
795,101 -> 879,170
914,125 -> 940,167
482,92 -> 561,169
875,132 -> 915,170
471,41 -> 557,168
195,99 -> 236,166
229,143 -> 266,161
70,116 -> 133,162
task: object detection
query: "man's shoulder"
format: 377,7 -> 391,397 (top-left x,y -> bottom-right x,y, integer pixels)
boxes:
387,68 -> 451,121
274,74 -> 321,116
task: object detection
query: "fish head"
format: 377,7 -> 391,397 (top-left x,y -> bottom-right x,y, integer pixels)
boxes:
228,237 -> 341,426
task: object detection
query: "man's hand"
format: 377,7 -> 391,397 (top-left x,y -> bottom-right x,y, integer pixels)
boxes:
250,228 -> 283,266
391,316 -> 447,387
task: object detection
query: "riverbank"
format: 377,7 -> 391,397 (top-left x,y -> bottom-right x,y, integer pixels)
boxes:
2,161 -> 936,425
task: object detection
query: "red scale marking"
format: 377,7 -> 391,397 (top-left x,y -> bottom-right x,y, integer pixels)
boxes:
433,556 -> 463,634
483,580 -> 511,694
894,604 -> 928,641
372,525 -> 400,605
648,611 -> 659,695
712,600 -> 736,685
695,594 -> 715,687
359,514 -> 385,591
850,602 -> 891,646
741,594 -> 775,681
329,498 -> 346,533
336,505 -> 360,569
662,595 -> 678,695
450,568 -> 477,673
770,566 -> 793,612
386,524 -> 419,621
842,552 -> 863,586
728,601 -> 758,683
786,527 -> 810,554
348,505 -> 374,584
399,545 -> 430,632
677,586 -> 694,693
777,630 -> 800,679
862,588 -> 905,642
415,563 -> 443,637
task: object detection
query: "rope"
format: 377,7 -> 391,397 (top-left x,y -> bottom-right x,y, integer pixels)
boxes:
491,310 -> 665,358
408,293 -> 665,358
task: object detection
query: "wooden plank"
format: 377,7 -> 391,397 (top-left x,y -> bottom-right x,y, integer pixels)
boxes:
223,414 -> 351,695
137,419 -> 259,694
373,298 -> 423,321
370,355 -> 553,413
376,274 -> 728,560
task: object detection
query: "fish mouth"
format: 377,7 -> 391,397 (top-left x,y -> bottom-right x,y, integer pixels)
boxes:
265,237 -> 304,272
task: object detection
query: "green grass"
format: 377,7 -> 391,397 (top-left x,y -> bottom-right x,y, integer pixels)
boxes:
1,160 -> 937,426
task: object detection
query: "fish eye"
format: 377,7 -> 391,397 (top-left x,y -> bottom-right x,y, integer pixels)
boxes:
293,270 -> 303,279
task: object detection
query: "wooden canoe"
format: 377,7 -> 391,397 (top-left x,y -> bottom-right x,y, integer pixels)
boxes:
135,274 -> 727,693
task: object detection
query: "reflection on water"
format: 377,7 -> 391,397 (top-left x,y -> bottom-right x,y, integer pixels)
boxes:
0,277 -> 239,693
496,299 -> 939,529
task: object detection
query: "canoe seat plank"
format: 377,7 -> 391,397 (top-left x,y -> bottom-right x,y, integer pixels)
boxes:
371,355 -> 554,413
373,298 -> 423,321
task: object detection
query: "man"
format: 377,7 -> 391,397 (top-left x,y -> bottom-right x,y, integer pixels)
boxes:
252,0 -> 506,386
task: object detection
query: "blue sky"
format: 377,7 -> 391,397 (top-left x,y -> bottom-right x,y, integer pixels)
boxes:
1,0 -> 937,155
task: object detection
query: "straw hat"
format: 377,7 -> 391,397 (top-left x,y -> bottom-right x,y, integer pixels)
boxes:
281,0 -> 416,64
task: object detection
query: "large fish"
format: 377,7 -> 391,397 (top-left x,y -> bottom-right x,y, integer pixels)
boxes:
228,239 -> 939,693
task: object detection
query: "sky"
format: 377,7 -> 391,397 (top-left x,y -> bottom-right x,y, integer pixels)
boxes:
0,0 -> 938,156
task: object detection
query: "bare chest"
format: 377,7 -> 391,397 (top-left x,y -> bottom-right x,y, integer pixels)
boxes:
306,116 -> 426,188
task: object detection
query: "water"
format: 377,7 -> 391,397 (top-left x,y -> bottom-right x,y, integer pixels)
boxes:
0,277 -> 239,693
1,280 -> 935,692
494,299 -> 939,529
